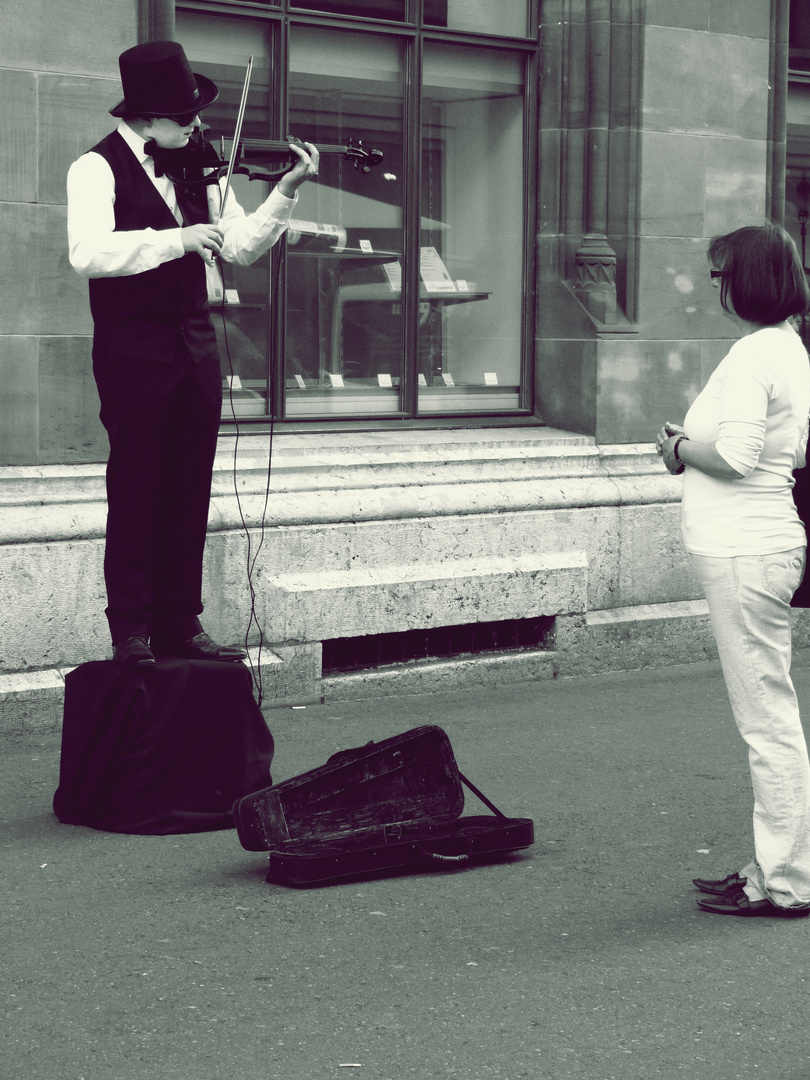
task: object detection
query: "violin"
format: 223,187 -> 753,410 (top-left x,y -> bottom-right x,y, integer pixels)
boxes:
148,130 -> 384,188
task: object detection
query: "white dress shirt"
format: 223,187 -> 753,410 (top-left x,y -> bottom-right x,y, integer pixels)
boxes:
67,120 -> 297,278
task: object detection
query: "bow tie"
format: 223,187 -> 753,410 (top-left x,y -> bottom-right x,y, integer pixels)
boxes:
143,139 -> 166,176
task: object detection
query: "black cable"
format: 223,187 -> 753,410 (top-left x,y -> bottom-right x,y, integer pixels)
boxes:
213,187 -> 280,709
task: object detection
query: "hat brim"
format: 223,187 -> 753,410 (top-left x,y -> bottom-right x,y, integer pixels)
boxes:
109,72 -> 219,118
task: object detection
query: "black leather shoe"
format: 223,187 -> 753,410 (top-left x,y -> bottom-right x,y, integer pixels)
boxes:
692,871 -> 747,896
150,631 -> 247,663
113,635 -> 156,668
697,885 -> 810,918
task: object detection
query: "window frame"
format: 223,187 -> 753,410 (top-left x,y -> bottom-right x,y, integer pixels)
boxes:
177,0 -> 541,428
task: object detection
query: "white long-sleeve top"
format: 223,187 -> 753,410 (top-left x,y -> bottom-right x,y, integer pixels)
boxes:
67,120 -> 296,278
681,322 -> 810,556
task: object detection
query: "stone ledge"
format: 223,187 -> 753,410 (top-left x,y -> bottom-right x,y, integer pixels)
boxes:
554,599 -> 717,677
264,552 -> 589,641
0,436 -> 678,543
7,603 -> 804,734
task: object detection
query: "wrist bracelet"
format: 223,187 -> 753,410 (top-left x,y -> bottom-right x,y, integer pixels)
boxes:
672,435 -> 687,474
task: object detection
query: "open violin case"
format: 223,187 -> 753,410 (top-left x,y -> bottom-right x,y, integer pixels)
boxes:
233,725 -> 534,886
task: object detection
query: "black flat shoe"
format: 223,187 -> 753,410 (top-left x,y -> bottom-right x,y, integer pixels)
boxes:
692,871 -> 747,896
112,635 -> 156,668
150,631 -> 247,662
697,885 -> 810,918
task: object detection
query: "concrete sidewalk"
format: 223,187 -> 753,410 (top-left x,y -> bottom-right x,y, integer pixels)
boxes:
3,657 -> 810,1080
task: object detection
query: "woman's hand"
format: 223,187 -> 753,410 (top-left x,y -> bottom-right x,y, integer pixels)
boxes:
656,422 -> 686,475
656,422 -> 745,480
659,434 -> 686,475
656,421 -> 683,454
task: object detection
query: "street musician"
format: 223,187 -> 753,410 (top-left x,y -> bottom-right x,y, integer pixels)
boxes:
67,40 -> 318,668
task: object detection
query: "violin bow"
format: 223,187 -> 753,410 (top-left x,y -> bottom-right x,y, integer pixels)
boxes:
219,55 -> 253,219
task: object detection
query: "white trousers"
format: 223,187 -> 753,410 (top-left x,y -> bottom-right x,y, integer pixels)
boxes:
691,547 -> 810,909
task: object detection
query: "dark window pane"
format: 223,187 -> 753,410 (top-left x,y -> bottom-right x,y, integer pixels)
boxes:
418,42 -> 525,414
291,0 -> 406,20
286,27 -> 405,418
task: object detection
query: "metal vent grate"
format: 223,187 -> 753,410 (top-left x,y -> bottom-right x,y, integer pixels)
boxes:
322,616 -> 555,675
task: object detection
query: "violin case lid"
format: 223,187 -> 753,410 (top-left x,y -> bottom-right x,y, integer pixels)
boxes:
233,724 -> 534,886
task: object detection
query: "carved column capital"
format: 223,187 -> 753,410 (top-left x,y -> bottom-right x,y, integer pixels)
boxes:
573,233 -> 617,323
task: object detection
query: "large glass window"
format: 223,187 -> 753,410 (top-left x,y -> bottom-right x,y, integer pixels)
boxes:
177,2 -> 535,422
419,43 -> 525,413
285,28 -> 405,417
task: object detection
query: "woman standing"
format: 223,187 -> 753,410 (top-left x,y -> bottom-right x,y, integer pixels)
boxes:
657,222 -> 810,917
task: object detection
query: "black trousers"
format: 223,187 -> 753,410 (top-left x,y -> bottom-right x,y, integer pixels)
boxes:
93,346 -> 222,644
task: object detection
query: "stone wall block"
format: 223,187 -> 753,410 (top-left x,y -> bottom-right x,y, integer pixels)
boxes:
554,600 -> 719,677
639,132 -> 706,238
0,68 -> 37,203
38,337 -> 105,464
708,0 -> 772,39
644,0 -> 707,31
255,643 -> 323,706
39,73 -> 122,207
643,27 -> 769,141
0,337 -> 39,466
614,504 -> 702,607
0,204 -> 90,336
0,540 -> 107,671
703,136 -> 768,237
3,2 -> 134,77
535,337 -> 597,435
260,554 -> 588,644
204,495 -> 696,637
635,236 -> 733,341
594,336 -> 705,445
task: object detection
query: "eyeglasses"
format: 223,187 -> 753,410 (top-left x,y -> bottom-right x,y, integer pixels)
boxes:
710,269 -> 725,279
151,112 -> 199,128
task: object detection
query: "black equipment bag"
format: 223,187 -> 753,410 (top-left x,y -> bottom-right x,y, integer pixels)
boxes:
54,659 -> 274,835
233,725 -> 534,886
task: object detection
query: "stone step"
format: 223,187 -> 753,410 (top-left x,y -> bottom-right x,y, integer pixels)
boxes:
262,552 -> 589,642
5,604 -> 809,734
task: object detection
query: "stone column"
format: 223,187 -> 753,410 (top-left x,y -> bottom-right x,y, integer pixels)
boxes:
138,0 -> 175,43
572,0 -> 618,325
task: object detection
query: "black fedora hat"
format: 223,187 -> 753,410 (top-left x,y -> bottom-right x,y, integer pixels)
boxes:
110,40 -> 218,118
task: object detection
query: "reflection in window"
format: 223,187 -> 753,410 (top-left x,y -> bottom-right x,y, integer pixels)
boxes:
424,0 -> 528,37
286,28 -> 405,417
177,12 -> 276,419
179,9 -> 532,421
290,0 -> 406,18
418,44 -> 525,413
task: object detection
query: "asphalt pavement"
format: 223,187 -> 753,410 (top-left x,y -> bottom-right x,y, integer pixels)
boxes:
3,656 -> 810,1080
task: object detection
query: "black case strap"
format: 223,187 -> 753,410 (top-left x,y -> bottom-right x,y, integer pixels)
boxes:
458,772 -> 507,820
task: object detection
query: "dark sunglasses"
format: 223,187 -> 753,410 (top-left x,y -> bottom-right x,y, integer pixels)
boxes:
152,111 -> 199,128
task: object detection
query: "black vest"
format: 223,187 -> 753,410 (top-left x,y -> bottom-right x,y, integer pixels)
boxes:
87,130 -> 218,364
